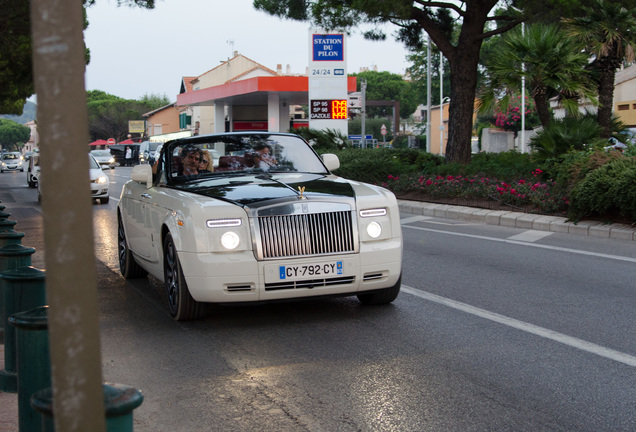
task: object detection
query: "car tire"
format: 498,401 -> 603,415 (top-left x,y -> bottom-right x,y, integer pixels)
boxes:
163,233 -> 205,321
357,275 -> 401,305
28,177 -> 34,188
117,214 -> 147,279
100,197 -> 110,204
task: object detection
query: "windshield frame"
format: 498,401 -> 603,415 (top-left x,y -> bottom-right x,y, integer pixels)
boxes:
157,133 -> 329,186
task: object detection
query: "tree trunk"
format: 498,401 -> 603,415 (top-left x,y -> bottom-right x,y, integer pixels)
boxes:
596,52 -> 619,139
533,85 -> 552,128
444,9 -> 487,165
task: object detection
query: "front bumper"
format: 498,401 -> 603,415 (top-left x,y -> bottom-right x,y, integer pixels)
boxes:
179,238 -> 402,303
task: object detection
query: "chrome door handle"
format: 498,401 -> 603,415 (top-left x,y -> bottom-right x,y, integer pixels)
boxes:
141,193 -> 152,199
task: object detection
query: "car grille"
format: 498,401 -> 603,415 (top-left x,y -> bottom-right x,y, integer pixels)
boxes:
265,275 -> 356,291
257,210 -> 355,259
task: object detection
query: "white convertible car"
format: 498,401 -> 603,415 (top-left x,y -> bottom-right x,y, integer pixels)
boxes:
117,133 -> 402,320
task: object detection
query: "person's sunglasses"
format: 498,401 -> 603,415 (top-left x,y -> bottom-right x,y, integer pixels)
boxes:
200,159 -> 209,164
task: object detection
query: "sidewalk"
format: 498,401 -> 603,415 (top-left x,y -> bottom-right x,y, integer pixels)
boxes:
398,200 -> 636,241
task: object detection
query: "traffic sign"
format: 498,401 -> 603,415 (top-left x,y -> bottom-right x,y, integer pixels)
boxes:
381,124 -> 387,136
107,138 -> 116,145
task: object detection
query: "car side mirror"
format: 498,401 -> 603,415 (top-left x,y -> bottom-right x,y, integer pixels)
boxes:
322,153 -> 340,172
131,164 -> 153,188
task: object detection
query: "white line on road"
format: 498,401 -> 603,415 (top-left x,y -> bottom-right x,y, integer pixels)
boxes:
507,230 -> 554,242
402,285 -> 636,368
400,223 -> 636,263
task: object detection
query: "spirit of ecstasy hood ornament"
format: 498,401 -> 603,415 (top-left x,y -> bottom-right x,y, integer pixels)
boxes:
297,186 -> 306,199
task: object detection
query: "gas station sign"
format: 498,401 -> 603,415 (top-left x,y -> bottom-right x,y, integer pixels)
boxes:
310,99 -> 348,119
308,29 -> 348,134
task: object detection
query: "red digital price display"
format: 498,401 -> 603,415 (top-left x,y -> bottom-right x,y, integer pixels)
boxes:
331,100 -> 348,119
310,99 -> 348,119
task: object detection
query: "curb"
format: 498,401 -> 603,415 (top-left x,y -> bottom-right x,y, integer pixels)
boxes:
397,200 -> 636,242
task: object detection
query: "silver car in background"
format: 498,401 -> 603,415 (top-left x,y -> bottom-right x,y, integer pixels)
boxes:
90,149 -> 116,169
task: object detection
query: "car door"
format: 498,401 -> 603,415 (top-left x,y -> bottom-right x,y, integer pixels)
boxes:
120,178 -> 153,260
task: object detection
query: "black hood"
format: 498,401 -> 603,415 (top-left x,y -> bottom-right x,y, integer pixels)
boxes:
171,173 -> 354,206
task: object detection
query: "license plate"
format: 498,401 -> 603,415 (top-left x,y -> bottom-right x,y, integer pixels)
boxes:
279,261 -> 343,281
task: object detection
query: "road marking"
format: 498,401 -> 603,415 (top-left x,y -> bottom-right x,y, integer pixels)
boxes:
401,224 -> 636,263
400,215 -> 472,226
507,230 -> 554,242
402,285 -> 636,367
400,216 -> 432,224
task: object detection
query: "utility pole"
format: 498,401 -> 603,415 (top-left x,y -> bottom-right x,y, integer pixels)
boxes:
426,36 -> 432,153
361,80 -> 367,148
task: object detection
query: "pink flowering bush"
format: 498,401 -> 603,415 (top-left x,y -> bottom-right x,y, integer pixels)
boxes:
382,171 -> 569,214
492,95 -> 540,133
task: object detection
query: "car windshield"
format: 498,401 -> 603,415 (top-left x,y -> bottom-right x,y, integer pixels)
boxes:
88,155 -> 100,169
91,150 -> 111,157
159,134 -> 328,184
3,153 -> 19,160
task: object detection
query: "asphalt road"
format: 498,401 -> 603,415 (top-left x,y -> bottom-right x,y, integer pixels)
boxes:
2,166 -> 636,432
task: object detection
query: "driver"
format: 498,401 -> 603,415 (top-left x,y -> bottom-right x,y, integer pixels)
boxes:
179,145 -> 202,176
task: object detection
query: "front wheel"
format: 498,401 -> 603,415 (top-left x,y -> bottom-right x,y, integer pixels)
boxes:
163,233 -> 205,321
117,215 -> 147,279
100,197 -> 110,204
357,275 -> 401,305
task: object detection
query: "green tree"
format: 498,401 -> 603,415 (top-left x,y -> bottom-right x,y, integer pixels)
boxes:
0,118 -> 31,151
406,45 -> 451,107
563,0 -> 636,138
254,0 -> 530,165
479,24 -> 596,128
139,92 -> 173,107
86,90 -> 161,141
352,70 -> 418,119
0,0 -> 155,115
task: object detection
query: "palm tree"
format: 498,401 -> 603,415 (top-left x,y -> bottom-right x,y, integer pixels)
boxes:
479,24 -> 596,129
564,0 -> 636,138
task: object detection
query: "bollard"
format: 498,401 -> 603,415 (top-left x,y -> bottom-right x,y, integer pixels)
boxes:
0,244 -> 36,392
9,305 -> 51,432
0,218 -> 18,232
0,229 -> 26,248
0,266 -> 47,393
32,383 -> 144,432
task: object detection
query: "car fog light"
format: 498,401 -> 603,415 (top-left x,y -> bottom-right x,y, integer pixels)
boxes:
367,221 -> 382,239
221,231 -> 240,250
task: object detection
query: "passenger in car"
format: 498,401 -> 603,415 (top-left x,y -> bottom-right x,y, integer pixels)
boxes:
253,144 -> 277,168
199,150 -> 214,173
179,146 -> 202,176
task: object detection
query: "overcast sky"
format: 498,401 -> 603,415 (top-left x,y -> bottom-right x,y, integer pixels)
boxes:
83,0 -> 411,102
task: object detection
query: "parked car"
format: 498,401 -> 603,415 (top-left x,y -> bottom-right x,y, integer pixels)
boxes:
117,132 -> 403,321
1,152 -> 24,173
90,149 -> 116,169
27,153 -> 40,187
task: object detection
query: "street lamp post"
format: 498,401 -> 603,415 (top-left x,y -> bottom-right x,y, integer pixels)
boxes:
439,55 -> 444,155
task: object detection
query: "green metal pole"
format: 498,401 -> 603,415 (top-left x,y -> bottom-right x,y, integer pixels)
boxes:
32,383 -> 144,432
0,230 -> 26,248
9,305 -> 51,432
0,245 -> 36,393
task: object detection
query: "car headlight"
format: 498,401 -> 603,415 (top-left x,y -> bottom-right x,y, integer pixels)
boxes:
220,231 -> 240,250
109,158 -> 115,163
96,175 -> 107,184
366,221 -> 382,238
